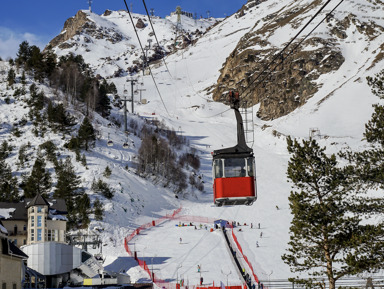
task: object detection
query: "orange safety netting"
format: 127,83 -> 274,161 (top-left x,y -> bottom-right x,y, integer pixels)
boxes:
123,207 -> 254,289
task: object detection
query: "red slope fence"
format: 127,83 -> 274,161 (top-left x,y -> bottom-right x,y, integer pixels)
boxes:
123,208 -> 257,289
230,226 -> 259,285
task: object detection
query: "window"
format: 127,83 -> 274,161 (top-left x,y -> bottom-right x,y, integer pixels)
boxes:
23,224 -> 27,231
213,159 -> 224,178
37,216 -> 42,227
2,282 -> 6,289
224,158 -> 246,178
37,206 -> 42,213
23,239 -> 26,245
31,229 -> 34,241
13,284 -> 16,289
246,157 -> 255,177
48,230 -> 52,241
37,229 -> 42,241
31,216 -> 34,227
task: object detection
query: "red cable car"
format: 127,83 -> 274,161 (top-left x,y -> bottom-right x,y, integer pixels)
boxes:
212,91 -> 257,206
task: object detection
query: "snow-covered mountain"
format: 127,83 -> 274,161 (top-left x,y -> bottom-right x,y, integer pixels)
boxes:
47,9 -> 219,77
1,0 -> 384,285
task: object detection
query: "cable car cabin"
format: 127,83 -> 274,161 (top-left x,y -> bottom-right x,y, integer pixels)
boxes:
212,90 -> 257,206
213,152 -> 256,206
107,140 -> 114,147
123,142 -> 129,149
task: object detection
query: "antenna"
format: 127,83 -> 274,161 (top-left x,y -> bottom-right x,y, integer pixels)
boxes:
206,10 -> 210,18
150,8 -> 155,16
88,0 -> 93,12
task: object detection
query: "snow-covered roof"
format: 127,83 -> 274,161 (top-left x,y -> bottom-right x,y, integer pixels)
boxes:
0,208 -> 16,220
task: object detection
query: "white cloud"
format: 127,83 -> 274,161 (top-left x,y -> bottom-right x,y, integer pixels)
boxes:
0,27 -> 48,60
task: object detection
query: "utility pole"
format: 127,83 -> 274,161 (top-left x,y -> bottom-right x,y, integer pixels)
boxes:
123,85 -> 129,132
88,0 -> 92,13
127,78 -> 138,114
137,87 -> 146,102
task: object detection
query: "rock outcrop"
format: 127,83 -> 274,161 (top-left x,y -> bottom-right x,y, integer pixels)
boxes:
46,10 -> 124,51
211,1 -> 383,120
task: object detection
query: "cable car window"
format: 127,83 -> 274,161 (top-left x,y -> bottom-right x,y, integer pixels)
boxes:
247,158 -> 255,177
224,158 -> 246,178
213,159 -> 223,178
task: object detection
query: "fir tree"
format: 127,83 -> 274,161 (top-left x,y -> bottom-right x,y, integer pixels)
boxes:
22,154 -> 52,198
283,136 -> 384,289
78,116 -> 96,151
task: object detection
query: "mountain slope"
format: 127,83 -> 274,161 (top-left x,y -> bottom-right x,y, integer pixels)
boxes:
1,0 -> 384,284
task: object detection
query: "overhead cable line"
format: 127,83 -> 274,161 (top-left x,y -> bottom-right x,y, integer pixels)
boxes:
243,0 -> 345,105
238,0 -> 336,104
123,0 -> 170,117
141,0 -> 172,77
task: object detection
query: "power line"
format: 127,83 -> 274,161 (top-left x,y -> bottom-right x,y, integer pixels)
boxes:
237,0 -> 339,105
244,0 -> 345,106
141,0 -> 172,77
123,0 -> 170,117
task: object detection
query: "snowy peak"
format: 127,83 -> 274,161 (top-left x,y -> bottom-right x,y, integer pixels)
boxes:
47,9 -> 220,78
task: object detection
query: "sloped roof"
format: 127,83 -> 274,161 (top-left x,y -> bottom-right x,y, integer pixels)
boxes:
1,237 -> 28,259
0,202 -> 28,221
0,195 -> 67,221
0,220 -> 7,235
27,194 -> 50,208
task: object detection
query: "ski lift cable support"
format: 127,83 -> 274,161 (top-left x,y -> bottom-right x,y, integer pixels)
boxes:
141,0 -> 172,78
123,0 -> 171,117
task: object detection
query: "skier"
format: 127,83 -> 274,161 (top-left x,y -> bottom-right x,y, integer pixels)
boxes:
200,277 -> 203,285
260,232 -> 263,238
180,237 -> 182,244
256,241 -> 259,247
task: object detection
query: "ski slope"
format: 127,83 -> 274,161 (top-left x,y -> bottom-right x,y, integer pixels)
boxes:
1,0 -> 384,285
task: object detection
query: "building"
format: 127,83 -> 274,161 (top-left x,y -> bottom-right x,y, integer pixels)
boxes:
0,220 -> 29,289
0,194 -> 67,247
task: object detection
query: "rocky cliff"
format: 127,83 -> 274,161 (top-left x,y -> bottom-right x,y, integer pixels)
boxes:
211,0 -> 384,120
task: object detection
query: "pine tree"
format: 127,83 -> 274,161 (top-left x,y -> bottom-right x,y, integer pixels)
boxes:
0,159 -> 19,202
283,136 -> 384,289
54,157 -> 89,229
7,68 -> 16,86
93,197 -> 104,221
103,166 -> 112,178
15,41 -> 30,67
54,157 -> 81,200
78,116 -> 96,151
21,71 -> 26,85
22,154 -> 52,198
342,70 -> 384,186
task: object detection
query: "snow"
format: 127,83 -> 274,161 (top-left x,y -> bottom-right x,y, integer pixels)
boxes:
1,0 -> 384,286
0,208 -> 16,220
0,224 -> 7,234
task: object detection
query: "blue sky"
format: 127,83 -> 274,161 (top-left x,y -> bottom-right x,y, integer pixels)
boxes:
0,0 -> 246,59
